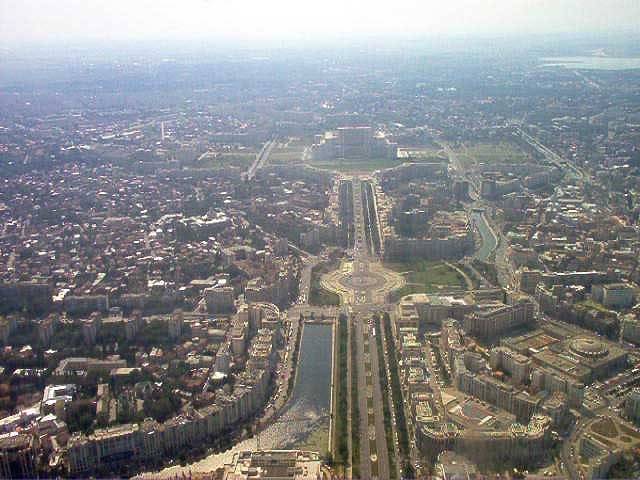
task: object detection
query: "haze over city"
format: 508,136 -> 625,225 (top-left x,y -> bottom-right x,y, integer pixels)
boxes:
2,0 -> 640,46
1,1 -> 640,480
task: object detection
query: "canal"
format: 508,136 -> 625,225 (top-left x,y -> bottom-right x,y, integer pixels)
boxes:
471,210 -> 498,261
154,323 -> 333,476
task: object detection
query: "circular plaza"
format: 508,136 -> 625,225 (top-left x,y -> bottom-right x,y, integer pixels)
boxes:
320,260 -> 404,305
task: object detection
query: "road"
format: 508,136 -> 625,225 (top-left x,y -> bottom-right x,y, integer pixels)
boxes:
573,69 -> 601,90
352,180 -> 373,305
439,142 -> 480,198
351,313 -> 392,480
377,314 -> 403,479
560,418 -> 583,480
317,174 -> 408,478
515,126 -> 585,180
354,315 -> 373,479
361,180 -> 383,257
348,178 -> 394,479
246,139 -> 276,180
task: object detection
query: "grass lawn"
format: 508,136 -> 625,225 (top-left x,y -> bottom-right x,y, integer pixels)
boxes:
385,260 -> 467,299
463,141 -> 530,164
310,157 -> 403,173
201,152 -> 255,168
269,148 -> 305,164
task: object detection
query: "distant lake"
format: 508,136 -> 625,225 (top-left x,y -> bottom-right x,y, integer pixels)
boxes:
540,56 -> 640,70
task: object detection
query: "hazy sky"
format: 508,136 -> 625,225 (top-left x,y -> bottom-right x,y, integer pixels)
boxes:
1,0 -> 639,46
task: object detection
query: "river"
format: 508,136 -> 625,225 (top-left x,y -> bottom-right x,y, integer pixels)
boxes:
151,323 -> 333,477
540,56 -> 640,70
471,210 -> 498,261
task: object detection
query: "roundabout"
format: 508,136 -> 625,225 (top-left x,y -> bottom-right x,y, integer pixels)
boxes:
341,270 -> 385,289
320,260 -> 404,305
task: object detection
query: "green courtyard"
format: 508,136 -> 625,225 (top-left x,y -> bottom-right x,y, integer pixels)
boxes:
456,141 -> 531,166
385,260 -> 469,300
309,157 -> 403,173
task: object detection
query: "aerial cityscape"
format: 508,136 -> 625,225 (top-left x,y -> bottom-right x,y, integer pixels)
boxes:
1,2 -> 640,479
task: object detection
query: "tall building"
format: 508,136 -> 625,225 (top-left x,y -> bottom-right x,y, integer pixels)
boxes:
489,347 -> 531,385
517,268 -> 543,294
592,283 -> 635,309
0,317 -> 16,345
0,433 -> 37,479
204,286 -> 235,313
310,126 -> 397,161
168,310 -> 183,339
463,300 -> 534,340
621,314 -> 640,344
337,126 -> 372,158
81,314 -> 101,345
396,293 -> 474,329
625,388 -> 640,425
36,316 -> 56,346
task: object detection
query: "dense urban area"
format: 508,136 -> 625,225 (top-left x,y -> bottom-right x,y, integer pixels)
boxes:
1,38 -> 640,479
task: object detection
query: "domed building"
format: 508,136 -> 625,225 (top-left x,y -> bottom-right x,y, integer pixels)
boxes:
533,333 -> 627,384
569,337 -> 609,359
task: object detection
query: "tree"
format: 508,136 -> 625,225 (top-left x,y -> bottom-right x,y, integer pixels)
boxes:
402,460 -> 415,479
67,400 -> 95,434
